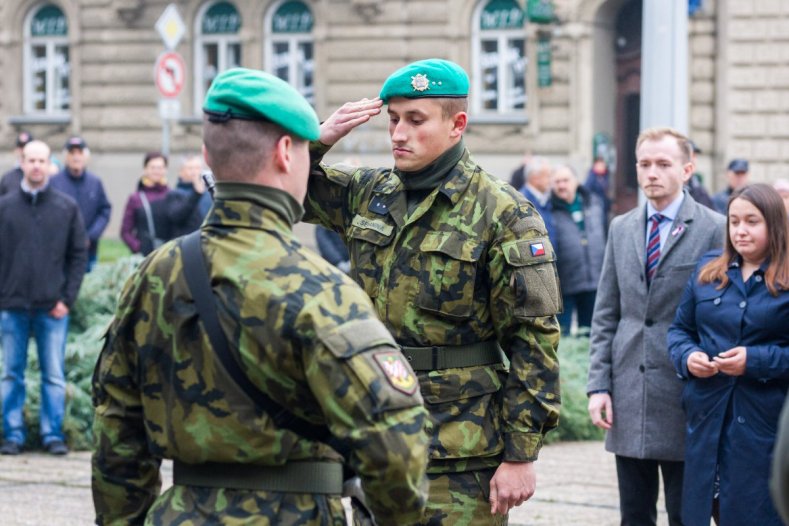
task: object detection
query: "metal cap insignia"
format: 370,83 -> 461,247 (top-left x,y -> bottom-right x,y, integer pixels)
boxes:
411,73 -> 430,92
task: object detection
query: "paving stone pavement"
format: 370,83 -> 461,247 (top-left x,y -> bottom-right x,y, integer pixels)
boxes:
0,440 -> 671,525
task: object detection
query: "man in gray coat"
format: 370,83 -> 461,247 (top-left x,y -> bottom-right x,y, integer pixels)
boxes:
587,127 -> 725,525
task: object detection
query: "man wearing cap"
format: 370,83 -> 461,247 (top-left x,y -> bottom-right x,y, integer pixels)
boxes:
0,140 -> 87,456
712,158 -> 750,214
304,58 -> 561,524
91,68 -> 428,525
0,131 -> 35,196
50,137 -> 112,271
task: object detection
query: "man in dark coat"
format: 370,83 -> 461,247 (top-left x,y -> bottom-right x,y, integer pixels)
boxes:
550,165 -> 606,335
0,140 -> 87,456
50,136 -> 112,271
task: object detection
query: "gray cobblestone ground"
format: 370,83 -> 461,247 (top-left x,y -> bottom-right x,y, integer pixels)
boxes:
0,441 -> 671,525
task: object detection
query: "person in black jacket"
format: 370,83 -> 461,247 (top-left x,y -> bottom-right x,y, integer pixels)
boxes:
0,140 -> 87,456
164,154 -> 211,238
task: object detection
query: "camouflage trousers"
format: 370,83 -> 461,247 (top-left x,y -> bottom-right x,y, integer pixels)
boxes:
414,468 -> 508,526
144,486 -> 347,525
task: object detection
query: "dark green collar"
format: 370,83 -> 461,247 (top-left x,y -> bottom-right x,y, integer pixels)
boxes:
398,138 -> 466,190
214,182 -> 304,226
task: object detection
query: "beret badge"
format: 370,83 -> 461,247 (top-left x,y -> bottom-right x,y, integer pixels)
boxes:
411,73 -> 430,92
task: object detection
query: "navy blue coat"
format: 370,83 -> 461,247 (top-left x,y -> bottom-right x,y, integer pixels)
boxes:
668,250 -> 789,526
50,168 -> 111,256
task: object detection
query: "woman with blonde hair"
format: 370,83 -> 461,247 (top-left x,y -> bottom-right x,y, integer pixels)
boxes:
668,183 -> 789,526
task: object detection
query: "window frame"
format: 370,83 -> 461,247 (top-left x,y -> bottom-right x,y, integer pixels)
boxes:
23,3 -> 70,116
263,0 -> 315,105
193,1 -> 242,114
471,0 -> 529,123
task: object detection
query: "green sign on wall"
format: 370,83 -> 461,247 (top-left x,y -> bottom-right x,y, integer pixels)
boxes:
528,0 -> 554,24
480,0 -> 524,30
203,1 -> 241,34
272,1 -> 313,33
537,33 -> 552,87
31,4 -> 67,37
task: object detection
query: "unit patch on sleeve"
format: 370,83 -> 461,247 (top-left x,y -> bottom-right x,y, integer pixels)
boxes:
373,351 -> 418,395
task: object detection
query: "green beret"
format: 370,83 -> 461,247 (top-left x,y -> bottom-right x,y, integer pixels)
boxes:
379,59 -> 469,103
203,68 -> 320,141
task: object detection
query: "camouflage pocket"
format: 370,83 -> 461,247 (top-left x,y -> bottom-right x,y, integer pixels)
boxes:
421,364 -> 505,460
348,219 -> 394,300
502,237 -> 562,317
415,231 -> 483,319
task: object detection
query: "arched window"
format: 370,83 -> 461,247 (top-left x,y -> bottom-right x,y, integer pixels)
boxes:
264,0 -> 314,105
194,1 -> 242,112
472,0 -> 527,118
24,3 -> 70,114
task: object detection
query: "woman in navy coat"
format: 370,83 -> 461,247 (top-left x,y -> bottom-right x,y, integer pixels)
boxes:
668,183 -> 789,526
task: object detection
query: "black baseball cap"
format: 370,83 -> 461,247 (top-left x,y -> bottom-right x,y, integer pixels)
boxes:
15,131 -> 34,148
727,159 -> 749,173
64,136 -> 87,150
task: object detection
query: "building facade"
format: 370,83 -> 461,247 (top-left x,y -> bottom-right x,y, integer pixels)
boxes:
0,0 -> 787,232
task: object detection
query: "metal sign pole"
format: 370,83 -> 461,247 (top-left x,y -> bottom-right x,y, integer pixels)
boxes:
162,119 -> 170,158
155,4 -> 186,160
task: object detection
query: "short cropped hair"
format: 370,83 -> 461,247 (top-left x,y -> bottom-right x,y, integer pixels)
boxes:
635,127 -> 691,164
202,117 -> 304,183
439,97 -> 468,120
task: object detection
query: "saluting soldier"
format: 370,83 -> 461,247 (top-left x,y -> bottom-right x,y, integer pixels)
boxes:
91,68 -> 429,525
305,59 -> 562,524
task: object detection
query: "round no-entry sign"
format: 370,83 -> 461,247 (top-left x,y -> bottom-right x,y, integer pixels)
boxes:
154,51 -> 186,98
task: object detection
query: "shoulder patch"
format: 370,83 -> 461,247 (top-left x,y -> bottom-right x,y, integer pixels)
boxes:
372,351 -> 418,395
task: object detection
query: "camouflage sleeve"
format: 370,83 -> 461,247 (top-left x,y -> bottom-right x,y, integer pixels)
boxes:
91,270 -> 162,524
488,206 -> 561,462
303,141 -> 355,230
307,315 -> 429,525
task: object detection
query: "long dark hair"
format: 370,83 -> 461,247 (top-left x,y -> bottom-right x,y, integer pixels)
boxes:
698,183 -> 789,295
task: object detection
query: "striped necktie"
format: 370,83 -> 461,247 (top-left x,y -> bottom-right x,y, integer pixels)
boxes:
646,213 -> 665,286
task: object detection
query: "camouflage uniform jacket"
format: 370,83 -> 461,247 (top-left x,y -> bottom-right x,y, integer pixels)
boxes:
305,143 -> 561,473
92,183 -> 429,525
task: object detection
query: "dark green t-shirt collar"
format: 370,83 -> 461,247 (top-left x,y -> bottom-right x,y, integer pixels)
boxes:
214,182 -> 304,226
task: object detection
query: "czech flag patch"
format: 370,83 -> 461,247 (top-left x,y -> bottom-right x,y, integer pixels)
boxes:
530,242 -> 546,257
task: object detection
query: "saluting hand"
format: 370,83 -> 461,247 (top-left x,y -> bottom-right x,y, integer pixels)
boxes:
687,350 -> 719,378
713,346 -> 747,376
319,98 -> 383,146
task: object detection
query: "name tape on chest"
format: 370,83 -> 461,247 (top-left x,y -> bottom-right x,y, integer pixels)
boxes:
352,214 -> 394,236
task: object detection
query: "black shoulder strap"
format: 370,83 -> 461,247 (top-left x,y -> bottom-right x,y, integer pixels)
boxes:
180,230 -> 343,454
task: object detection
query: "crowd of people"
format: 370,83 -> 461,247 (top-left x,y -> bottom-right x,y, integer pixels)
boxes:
0,58 -> 788,526
0,132 -> 210,458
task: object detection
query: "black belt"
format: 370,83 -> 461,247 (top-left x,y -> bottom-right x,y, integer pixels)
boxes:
173,460 -> 343,494
400,340 -> 503,371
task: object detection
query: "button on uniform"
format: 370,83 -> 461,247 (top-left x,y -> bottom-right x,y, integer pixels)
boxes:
739,301 -> 747,309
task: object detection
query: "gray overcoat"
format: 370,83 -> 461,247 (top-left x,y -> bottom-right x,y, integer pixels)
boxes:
587,191 -> 725,461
